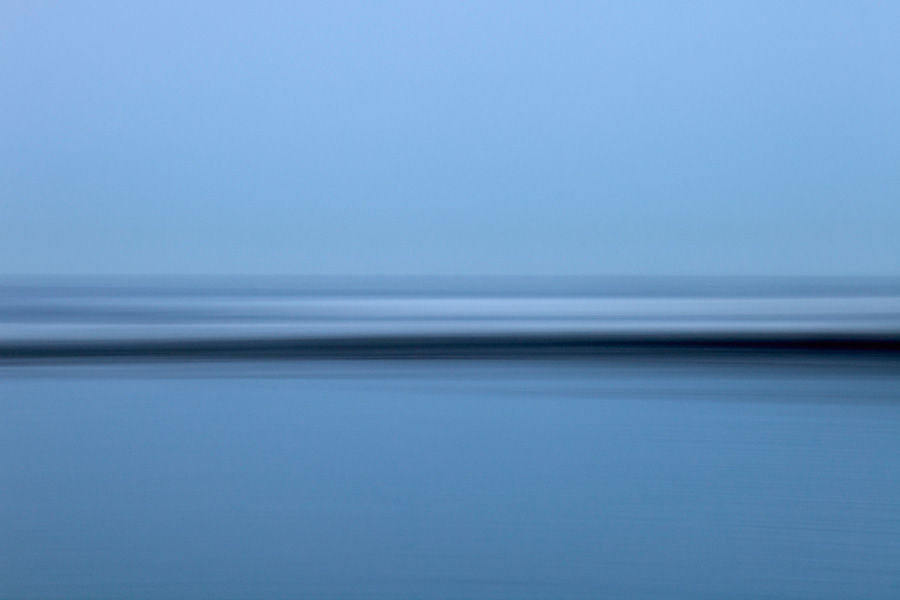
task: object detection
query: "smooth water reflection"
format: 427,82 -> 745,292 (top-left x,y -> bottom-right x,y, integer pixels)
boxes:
2,361 -> 899,599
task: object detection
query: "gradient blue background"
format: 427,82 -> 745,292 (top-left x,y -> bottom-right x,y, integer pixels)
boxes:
2,1 -> 898,275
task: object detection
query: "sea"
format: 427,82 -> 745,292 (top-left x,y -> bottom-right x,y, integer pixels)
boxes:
1,277 -> 899,599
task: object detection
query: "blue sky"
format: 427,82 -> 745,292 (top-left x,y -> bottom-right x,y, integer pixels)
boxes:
2,1 -> 898,275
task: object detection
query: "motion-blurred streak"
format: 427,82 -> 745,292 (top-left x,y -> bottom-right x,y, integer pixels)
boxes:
2,277 -> 899,361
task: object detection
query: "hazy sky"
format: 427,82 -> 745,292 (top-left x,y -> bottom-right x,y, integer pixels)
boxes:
2,1 -> 898,276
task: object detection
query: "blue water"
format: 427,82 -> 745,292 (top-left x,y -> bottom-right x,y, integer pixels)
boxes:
2,360 -> 899,599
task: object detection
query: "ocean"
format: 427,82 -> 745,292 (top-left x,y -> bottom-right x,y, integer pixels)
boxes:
1,278 -> 899,598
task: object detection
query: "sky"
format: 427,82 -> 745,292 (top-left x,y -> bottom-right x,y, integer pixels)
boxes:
2,1 -> 898,276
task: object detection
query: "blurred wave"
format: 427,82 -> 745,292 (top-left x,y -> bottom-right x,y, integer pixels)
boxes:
2,277 -> 899,361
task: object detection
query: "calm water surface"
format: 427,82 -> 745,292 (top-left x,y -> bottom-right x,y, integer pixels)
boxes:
2,360 -> 899,599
